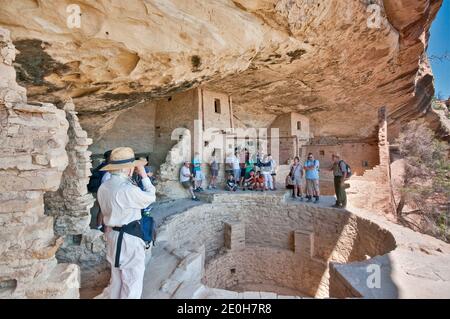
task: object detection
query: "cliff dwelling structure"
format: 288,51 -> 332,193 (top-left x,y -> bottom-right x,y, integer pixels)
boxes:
0,0 -> 449,299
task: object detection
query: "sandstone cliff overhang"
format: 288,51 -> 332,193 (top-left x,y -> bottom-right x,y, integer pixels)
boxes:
0,0 -> 443,140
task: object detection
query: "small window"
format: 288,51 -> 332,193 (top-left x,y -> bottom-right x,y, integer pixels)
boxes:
362,160 -> 369,168
70,234 -> 82,246
230,268 -> 236,274
204,141 -> 209,147
214,98 -> 221,114
297,121 -> 302,130
320,150 -> 325,156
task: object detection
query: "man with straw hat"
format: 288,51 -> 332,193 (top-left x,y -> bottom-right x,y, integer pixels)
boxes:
97,147 -> 156,299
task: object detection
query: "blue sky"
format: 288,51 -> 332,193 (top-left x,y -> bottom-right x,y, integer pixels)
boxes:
428,0 -> 450,99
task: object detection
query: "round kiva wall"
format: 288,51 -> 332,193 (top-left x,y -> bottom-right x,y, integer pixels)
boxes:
159,193 -> 396,298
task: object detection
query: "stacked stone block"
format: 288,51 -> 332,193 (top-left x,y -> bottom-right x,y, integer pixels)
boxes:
44,100 -> 108,298
0,27 -> 79,298
224,221 -> 245,251
347,107 -> 394,213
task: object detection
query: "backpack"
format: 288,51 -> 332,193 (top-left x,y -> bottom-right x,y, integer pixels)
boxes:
141,211 -> 156,245
87,163 -> 106,193
137,179 -> 156,247
339,160 -> 352,178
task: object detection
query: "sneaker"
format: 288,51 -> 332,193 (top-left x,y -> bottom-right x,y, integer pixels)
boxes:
306,197 -> 313,202
213,186 -> 217,189
331,204 -> 341,208
314,197 -> 320,203
192,197 -> 200,201
207,185 -> 212,190
299,197 -> 304,201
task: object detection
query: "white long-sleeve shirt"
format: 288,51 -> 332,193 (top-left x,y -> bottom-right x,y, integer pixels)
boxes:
97,174 -> 156,227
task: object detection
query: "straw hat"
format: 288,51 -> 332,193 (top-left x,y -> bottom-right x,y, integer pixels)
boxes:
100,147 -> 147,171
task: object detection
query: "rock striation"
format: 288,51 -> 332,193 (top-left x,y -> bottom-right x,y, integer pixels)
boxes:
0,27 -> 79,298
0,0 -> 442,141
44,99 -> 108,298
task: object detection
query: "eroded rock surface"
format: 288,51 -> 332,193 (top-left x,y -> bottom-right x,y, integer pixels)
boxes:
44,100 -> 109,298
0,27 -> 79,298
0,0 -> 442,141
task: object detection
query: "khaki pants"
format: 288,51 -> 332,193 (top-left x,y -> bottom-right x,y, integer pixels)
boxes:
306,179 -> 320,197
100,228 -> 146,299
334,176 -> 347,207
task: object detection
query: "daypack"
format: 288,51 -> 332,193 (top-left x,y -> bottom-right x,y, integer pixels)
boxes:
339,160 -> 352,178
141,208 -> 156,245
135,175 -> 157,247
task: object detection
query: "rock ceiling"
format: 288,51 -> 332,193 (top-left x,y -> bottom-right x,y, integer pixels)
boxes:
0,0 -> 442,140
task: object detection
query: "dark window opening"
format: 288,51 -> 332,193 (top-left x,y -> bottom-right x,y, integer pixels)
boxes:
230,268 -> 236,275
168,97 -> 172,102
362,160 -> 369,167
320,150 -> 325,156
297,121 -> 302,130
70,234 -> 83,246
204,141 -> 209,147
214,98 -> 221,114
0,279 -> 17,294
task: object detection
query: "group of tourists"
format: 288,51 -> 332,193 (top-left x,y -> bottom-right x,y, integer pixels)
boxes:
286,153 -> 321,203
179,150 -> 351,209
285,152 -> 350,208
179,149 -> 278,199
87,145 -> 352,299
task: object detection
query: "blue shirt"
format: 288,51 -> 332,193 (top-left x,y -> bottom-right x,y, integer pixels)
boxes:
193,158 -> 201,172
304,160 -> 320,180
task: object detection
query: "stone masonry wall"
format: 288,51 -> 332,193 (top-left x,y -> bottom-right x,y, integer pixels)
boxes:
0,28 -> 79,298
347,107 -> 394,213
44,100 -> 108,298
159,193 -> 396,297
44,100 -> 94,236
156,131 -> 192,199
89,102 -> 156,160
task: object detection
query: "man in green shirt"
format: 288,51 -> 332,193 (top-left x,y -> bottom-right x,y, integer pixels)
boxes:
331,154 -> 347,208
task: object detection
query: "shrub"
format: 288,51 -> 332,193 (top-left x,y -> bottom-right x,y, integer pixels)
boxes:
396,120 -> 450,242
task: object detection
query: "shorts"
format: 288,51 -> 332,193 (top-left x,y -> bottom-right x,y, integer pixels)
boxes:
194,171 -> 204,181
306,179 -> 320,194
293,176 -> 302,186
243,181 -> 255,188
181,181 -> 191,189
211,169 -> 218,177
